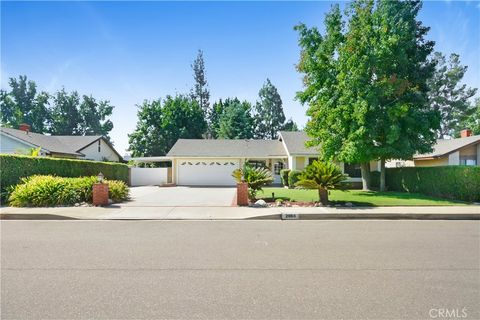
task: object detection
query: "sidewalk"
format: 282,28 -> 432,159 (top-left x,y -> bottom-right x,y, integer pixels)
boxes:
1,205 -> 479,220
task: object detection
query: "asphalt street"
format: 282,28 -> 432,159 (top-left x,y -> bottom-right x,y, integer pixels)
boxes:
1,220 -> 479,319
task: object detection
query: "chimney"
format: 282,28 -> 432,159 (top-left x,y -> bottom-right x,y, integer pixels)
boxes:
460,129 -> 472,138
19,123 -> 31,133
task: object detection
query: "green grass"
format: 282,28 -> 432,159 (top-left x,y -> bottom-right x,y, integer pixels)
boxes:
258,187 -> 467,206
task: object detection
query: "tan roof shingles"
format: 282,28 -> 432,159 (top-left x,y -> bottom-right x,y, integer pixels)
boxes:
166,139 -> 288,158
278,131 -> 320,156
1,127 -> 101,156
414,134 -> 480,159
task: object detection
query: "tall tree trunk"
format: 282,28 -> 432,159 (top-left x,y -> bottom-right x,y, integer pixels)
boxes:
360,162 -> 371,191
380,158 -> 386,192
318,188 -> 328,205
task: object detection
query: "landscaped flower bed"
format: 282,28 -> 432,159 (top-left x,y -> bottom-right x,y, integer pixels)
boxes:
8,175 -> 129,207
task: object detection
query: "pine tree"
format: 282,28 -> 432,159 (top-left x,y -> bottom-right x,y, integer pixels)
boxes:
191,50 -> 210,118
253,79 -> 286,139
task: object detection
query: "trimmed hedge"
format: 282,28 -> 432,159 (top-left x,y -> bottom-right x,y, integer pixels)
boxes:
288,170 -> 303,188
1,155 -> 128,194
280,169 -> 291,187
386,166 -> 480,202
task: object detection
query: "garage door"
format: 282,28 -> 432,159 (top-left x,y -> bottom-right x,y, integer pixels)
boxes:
177,159 -> 239,186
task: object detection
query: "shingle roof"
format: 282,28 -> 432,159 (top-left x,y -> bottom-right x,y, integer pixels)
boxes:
1,127 -> 102,156
166,139 -> 288,158
414,134 -> 480,159
278,131 -> 320,156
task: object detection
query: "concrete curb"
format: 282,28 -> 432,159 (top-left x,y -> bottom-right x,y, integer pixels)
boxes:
251,213 -> 480,220
2,213 -> 479,221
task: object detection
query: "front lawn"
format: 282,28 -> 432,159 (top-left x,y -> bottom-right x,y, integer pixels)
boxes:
258,187 -> 467,206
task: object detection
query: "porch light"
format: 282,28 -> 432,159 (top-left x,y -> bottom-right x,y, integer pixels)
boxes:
97,172 -> 104,183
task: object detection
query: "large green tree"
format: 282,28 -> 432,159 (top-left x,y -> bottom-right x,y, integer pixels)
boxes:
428,52 -> 477,138
191,50 -> 210,117
296,0 -> 439,191
253,79 -> 286,139
0,75 -> 50,133
49,90 -> 115,137
282,118 -> 299,132
128,95 -> 207,156
457,98 -> 480,136
48,89 -> 82,135
217,98 -> 254,139
1,75 -> 115,138
79,95 -> 114,139
208,99 -> 226,139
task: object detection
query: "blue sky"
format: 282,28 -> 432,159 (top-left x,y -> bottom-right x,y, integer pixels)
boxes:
2,1 -> 479,155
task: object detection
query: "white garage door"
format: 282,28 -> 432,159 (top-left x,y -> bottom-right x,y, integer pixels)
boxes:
177,159 -> 239,186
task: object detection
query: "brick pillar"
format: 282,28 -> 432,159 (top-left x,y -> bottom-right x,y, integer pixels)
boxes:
237,182 -> 249,206
93,183 -> 109,206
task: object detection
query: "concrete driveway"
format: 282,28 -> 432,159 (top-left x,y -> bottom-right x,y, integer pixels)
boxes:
122,186 -> 236,207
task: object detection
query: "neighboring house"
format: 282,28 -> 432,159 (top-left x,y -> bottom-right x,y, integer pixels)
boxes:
386,129 -> 480,168
132,131 -> 379,186
0,125 -> 122,162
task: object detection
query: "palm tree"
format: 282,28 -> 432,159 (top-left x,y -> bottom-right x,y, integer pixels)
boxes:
232,164 -> 273,200
295,160 -> 348,205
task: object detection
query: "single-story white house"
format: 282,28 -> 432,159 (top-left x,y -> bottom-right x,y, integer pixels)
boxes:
0,125 -> 122,162
132,131 -> 380,186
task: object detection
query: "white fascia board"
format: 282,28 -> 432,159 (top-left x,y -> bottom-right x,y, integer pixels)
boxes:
277,132 -> 292,156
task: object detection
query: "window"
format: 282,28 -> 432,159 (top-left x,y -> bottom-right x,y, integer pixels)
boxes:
273,162 -> 284,175
344,163 -> 361,178
98,140 -> 101,152
308,158 -> 318,166
248,160 -> 267,169
460,155 -> 477,166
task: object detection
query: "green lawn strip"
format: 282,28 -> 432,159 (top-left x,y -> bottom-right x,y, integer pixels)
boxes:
258,187 -> 467,206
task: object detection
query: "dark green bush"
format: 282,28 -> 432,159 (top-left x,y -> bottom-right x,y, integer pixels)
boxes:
288,170 -> 302,188
280,169 -> 291,187
8,175 -> 129,207
386,166 -> 480,202
1,155 -> 128,196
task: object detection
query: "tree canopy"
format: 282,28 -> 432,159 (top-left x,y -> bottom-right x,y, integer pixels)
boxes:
296,0 -> 440,190
1,75 -> 115,139
253,79 -> 286,139
428,52 -> 477,138
458,98 -> 480,136
128,95 -> 207,157
191,49 -> 210,117
217,98 -> 254,139
0,75 -> 49,133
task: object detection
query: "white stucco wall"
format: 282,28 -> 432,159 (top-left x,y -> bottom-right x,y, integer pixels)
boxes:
130,167 -> 168,186
79,139 -> 120,162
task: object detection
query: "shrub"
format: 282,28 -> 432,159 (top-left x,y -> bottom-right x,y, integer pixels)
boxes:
0,155 -> 128,198
386,166 -> 480,202
8,175 -> 129,207
231,165 -> 273,200
295,161 -> 348,205
107,180 -> 129,202
288,170 -> 302,188
280,169 -> 291,187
